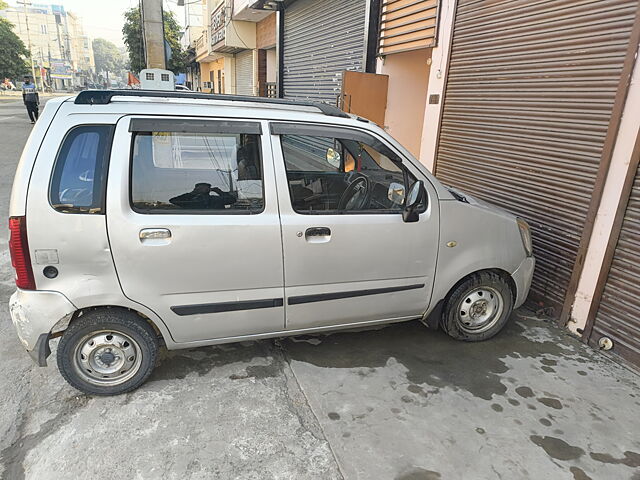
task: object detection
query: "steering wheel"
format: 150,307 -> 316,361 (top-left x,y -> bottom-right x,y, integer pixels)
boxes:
338,175 -> 370,211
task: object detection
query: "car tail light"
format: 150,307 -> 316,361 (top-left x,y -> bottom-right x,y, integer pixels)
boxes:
9,216 -> 36,290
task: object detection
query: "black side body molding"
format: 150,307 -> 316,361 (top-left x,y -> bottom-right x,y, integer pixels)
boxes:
288,284 -> 425,306
171,298 -> 284,316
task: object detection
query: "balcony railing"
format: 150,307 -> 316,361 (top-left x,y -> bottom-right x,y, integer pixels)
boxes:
263,82 -> 276,98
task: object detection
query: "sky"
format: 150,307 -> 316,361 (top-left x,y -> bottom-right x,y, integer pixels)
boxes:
7,0 -> 184,47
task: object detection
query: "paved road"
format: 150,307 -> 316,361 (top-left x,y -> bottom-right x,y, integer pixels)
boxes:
0,98 -> 639,480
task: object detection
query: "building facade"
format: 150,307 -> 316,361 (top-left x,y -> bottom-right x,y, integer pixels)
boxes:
181,0 -> 203,89
66,11 -> 95,87
194,0 -> 277,95
0,4 -> 95,90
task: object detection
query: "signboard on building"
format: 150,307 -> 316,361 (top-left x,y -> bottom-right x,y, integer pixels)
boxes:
50,60 -> 73,79
210,4 -> 226,48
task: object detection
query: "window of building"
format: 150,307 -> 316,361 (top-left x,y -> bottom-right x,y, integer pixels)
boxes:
277,127 -> 422,214
130,120 -> 263,214
40,24 -> 47,34
49,125 -> 114,214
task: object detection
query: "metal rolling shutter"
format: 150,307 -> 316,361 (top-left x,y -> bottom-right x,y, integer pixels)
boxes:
590,165 -> 640,369
283,0 -> 367,103
434,0 -> 637,311
236,50 -> 254,96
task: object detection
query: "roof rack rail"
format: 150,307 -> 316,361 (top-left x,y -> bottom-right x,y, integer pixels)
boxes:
74,89 -> 351,119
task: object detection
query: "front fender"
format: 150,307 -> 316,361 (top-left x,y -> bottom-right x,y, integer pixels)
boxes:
429,199 -> 529,311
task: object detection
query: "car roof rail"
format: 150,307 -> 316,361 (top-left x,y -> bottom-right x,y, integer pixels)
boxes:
74,89 -> 351,119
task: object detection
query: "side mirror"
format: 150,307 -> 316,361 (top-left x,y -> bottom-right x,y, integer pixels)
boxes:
402,181 -> 425,223
326,147 -> 341,168
387,182 -> 405,204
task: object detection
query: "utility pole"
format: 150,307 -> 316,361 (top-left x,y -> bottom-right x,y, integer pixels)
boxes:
16,0 -> 41,91
140,0 -> 166,70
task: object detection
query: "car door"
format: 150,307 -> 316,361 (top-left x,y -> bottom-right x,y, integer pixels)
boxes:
106,117 -> 284,343
269,122 -> 440,330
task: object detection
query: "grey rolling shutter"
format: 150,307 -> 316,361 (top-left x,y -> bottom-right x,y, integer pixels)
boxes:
283,0 -> 367,103
235,50 -> 254,96
591,164 -> 640,369
434,0 -> 638,311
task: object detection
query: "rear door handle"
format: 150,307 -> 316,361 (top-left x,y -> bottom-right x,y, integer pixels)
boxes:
139,228 -> 171,245
305,227 -> 331,243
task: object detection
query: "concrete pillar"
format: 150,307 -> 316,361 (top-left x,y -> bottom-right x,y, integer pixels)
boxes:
141,0 -> 166,70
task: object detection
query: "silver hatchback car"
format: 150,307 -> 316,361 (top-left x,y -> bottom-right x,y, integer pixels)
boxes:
8,90 -> 534,395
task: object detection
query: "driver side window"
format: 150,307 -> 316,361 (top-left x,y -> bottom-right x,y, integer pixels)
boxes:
280,132 -> 418,214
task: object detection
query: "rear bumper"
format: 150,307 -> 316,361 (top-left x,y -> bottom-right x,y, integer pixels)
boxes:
9,289 -> 76,366
512,257 -> 535,308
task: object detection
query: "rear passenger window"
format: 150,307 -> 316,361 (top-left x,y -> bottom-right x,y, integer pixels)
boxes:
50,125 -> 114,214
130,120 -> 264,214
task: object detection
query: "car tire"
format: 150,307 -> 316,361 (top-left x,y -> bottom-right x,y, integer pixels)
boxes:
441,271 -> 514,342
57,309 -> 159,396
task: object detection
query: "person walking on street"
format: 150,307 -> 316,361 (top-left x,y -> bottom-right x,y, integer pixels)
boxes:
22,77 -> 40,124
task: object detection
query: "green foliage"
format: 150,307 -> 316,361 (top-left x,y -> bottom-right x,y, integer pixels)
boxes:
92,38 -> 124,75
0,17 -> 29,80
122,7 -> 187,75
0,1 -> 8,10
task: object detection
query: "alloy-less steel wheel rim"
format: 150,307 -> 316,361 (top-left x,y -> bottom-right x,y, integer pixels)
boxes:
456,287 -> 504,334
72,330 -> 143,386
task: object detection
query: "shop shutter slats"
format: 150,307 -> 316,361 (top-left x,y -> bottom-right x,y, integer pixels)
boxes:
379,0 -> 439,55
235,50 -> 254,96
434,0 -> 636,311
591,168 -> 640,368
283,0 -> 366,103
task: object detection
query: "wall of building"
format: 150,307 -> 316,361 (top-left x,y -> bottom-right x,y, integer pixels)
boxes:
418,0 -> 457,171
225,20 -> 256,49
377,49 -> 431,158
200,57 -> 225,93
266,48 -> 277,83
257,13 -> 276,49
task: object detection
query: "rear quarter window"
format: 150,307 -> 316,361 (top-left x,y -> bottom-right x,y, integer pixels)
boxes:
49,125 -> 114,214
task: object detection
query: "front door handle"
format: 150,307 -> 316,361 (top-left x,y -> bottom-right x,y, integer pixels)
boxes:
139,228 -> 171,245
305,227 -> 331,243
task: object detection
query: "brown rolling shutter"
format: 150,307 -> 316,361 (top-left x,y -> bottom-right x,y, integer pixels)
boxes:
590,161 -> 640,369
379,0 -> 439,55
434,0 -> 638,311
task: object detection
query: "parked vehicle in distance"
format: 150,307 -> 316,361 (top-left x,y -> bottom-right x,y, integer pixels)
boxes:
8,90 -> 534,395
175,84 -> 191,91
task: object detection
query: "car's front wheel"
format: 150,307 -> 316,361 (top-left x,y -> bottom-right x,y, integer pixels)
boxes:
441,271 -> 514,341
57,309 -> 159,395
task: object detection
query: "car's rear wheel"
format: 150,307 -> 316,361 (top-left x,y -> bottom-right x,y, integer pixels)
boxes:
57,309 -> 159,395
441,271 -> 514,341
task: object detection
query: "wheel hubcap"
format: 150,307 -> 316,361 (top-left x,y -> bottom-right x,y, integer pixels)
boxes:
73,331 -> 142,386
457,287 -> 504,333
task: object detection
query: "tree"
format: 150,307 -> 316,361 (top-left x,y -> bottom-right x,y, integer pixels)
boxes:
0,16 -> 30,80
92,38 -> 124,80
122,6 -> 187,75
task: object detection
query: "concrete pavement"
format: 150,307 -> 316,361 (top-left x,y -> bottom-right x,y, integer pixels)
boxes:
0,98 -> 638,480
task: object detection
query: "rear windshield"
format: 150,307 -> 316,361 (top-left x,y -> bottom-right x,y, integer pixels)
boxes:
49,125 -> 114,214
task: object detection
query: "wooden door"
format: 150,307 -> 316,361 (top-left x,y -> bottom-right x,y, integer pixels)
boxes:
340,71 -> 389,127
